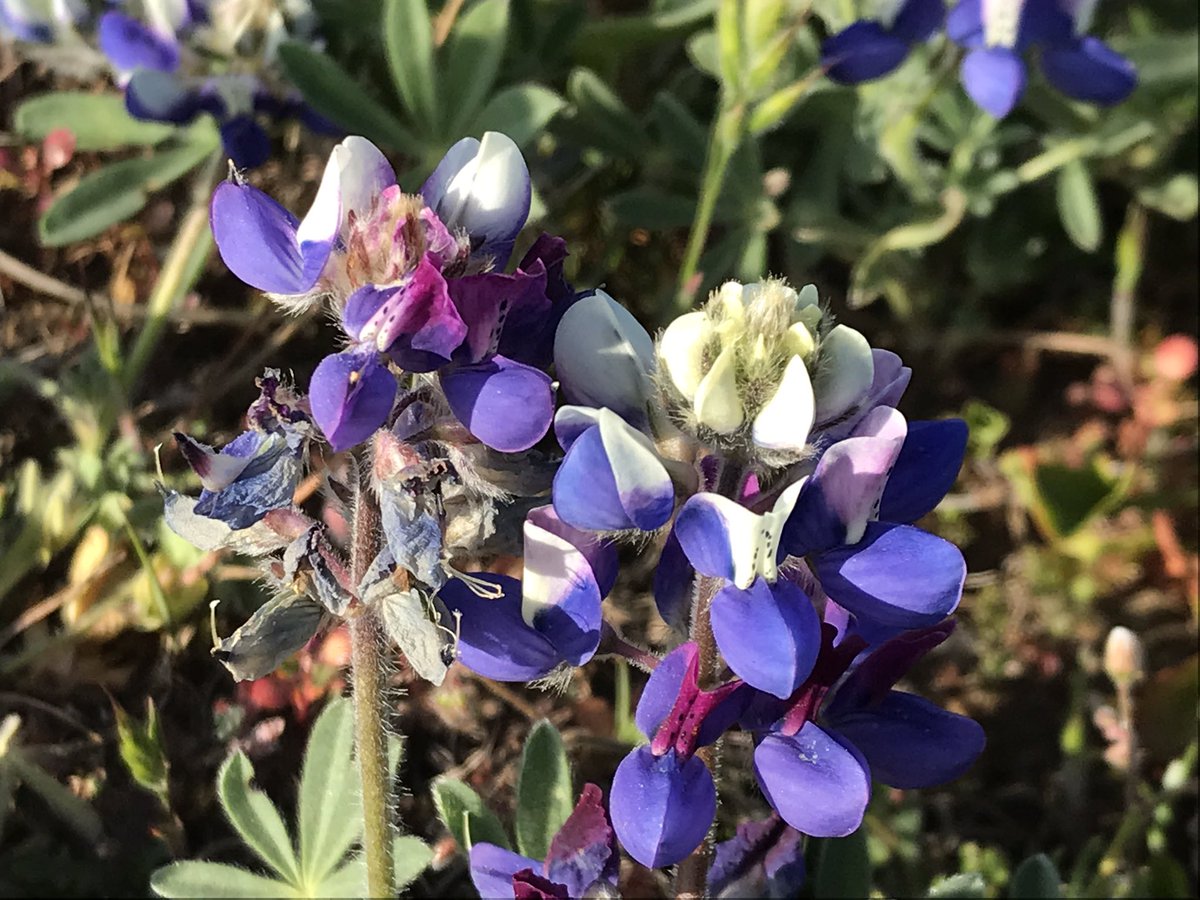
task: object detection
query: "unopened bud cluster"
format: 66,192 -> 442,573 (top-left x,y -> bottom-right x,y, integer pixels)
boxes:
656,278 -> 877,468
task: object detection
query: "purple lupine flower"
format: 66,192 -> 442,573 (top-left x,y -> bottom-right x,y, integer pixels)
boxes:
707,814 -> 806,898
437,505 -> 617,681
781,406 -> 968,633
0,0 -> 85,43
821,0 -> 946,83
948,0 -> 1136,116
673,480 -> 823,699
610,643 -> 750,868
469,784 -> 619,899
169,369 -> 313,530
212,133 -> 555,453
748,620 -> 985,837
97,0 -> 339,167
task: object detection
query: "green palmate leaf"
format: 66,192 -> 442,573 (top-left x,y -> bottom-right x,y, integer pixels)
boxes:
1009,853 -> 1061,899
472,84 -> 565,148
38,128 -> 218,247
1056,159 -> 1103,252
383,0 -> 439,134
14,92 -> 175,150
276,40 -> 420,153
811,829 -> 871,899
114,698 -> 169,801
217,751 -> 300,883
432,777 -> 510,851
515,720 -> 573,860
928,872 -> 987,898
150,862 -> 297,898
566,67 -> 648,158
442,0 -> 511,138
298,697 -> 360,886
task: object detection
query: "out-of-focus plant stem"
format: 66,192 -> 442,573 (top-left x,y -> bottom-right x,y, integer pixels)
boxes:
677,102 -> 744,312
122,150 -> 222,397
1111,202 -> 1147,388
348,458 -> 395,899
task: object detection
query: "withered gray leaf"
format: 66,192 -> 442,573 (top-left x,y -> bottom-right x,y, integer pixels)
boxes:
369,581 -> 452,686
213,592 -> 324,681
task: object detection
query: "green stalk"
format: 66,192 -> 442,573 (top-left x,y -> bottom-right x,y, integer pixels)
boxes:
676,102 -> 745,311
348,465 -> 395,898
123,151 -> 222,395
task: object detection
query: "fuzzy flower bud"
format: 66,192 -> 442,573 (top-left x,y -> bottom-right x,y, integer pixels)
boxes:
1103,625 -> 1145,687
656,278 -> 878,468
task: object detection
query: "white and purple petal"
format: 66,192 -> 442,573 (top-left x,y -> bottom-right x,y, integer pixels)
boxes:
711,578 -> 821,699
754,724 -> 871,838
552,409 -> 674,532
519,509 -> 605,666
421,132 -> 530,264
438,574 -> 565,681
441,355 -> 555,453
553,291 -> 655,427
611,746 -> 716,868
210,182 -> 331,295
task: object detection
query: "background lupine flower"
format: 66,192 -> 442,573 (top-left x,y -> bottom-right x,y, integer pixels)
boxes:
98,0 -> 334,167
948,0 -> 1136,116
469,784 -> 619,899
212,132 -> 558,453
0,0 -> 83,43
824,0 -> 1137,118
610,643 -> 749,867
748,620 -> 985,838
821,0 -> 946,84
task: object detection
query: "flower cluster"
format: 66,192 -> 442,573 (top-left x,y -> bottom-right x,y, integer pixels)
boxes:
823,0 -> 1137,117
166,128 -> 983,882
98,0 -> 337,167
487,275 -> 985,866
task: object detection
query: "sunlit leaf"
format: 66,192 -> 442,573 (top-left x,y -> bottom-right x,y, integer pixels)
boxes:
14,92 -> 174,150
217,751 -> 300,883
515,720 -> 573,860
432,776 -> 509,851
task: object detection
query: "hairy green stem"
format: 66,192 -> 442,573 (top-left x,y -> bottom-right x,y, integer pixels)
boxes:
348,469 -> 395,898
676,102 -> 745,312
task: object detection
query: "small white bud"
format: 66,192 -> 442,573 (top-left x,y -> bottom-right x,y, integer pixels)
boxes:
1103,626 -> 1145,687
693,345 -> 744,434
752,354 -> 815,452
659,311 -> 711,401
814,324 -> 875,422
